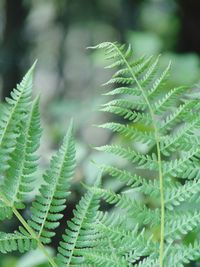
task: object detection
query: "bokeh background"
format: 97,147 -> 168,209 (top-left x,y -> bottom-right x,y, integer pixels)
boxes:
0,0 -> 200,266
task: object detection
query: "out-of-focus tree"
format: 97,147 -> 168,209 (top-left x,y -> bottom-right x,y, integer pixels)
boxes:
176,0 -> 200,54
0,0 -> 30,100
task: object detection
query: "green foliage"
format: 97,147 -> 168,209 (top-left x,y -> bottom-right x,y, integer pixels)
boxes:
0,41 -> 200,267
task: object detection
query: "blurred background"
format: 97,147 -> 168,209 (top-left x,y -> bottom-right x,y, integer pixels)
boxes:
0,0 -> 200,266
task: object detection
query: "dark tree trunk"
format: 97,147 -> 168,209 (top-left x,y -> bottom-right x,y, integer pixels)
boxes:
176,0 -> 200,54
0,0 -> 29,100
119,0 -> 141,41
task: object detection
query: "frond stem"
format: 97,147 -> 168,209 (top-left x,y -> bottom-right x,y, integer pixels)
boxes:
0,193 -> 57,267
110,42 -> 165,267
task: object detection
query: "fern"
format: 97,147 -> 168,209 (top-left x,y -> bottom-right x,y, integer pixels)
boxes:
86,41 -> 200,267
0,42 -> 200,267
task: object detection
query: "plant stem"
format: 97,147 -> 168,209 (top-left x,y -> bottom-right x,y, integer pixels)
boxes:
110,42 -> 165,267
0,193 -> 57,267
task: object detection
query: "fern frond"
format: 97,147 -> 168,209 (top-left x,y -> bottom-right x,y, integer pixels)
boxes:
98,122 -> 154,145
160,119 -> 200,156
95,163 -> 145,187
147,62 -> 171,99
103,86 -> 141,97
88,186 -> 160,226
135,255 -> 158,267
102,98 -> 146,111
110,55 -> 153,82
1,41 -> 200,266
163,147 -> 200,178
56,181 -> 100,266
0,62 -> 36,174
96,145 -> 158,170
93,213 -> 156,264
165,210 -> 200,242
166,242 -> 200,267
0,231 -> 36,254
153,86 -> 187,114
100,105 -> 152,123
165,178 -> 200,210
28,120 -> 76,244
90,41 -> 200,266
80,250 -> 127,267
160,100 -> 198,132
1,97 -> 41,212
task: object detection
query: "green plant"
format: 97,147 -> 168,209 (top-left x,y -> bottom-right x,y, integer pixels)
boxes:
0,42 -> 200,267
